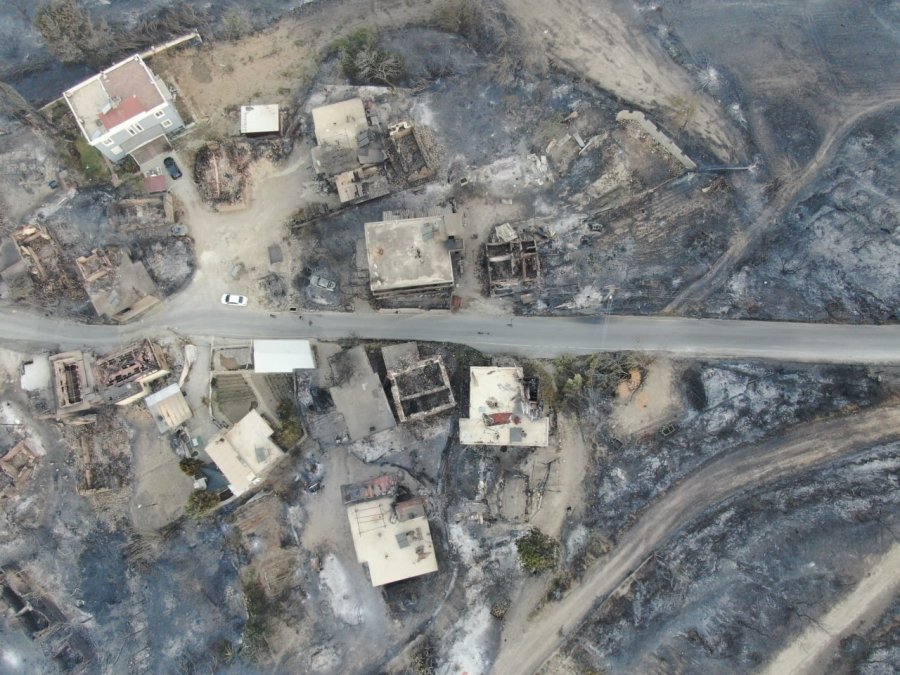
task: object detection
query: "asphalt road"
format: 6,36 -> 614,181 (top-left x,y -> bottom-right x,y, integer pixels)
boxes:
1,305 -> 900,363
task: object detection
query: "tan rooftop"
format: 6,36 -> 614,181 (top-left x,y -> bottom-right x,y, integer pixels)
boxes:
64,55 -> 166,140
347,496 -> 438,586
365,215 -> 458,296
144,383 -> 192,433
459,366 -> 550,447
205,409 -> 285,496
312,98 -> 368,148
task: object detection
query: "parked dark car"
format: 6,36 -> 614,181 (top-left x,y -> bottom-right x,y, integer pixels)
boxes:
163,156 -> 182,180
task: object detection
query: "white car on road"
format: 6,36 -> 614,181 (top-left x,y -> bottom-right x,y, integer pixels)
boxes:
221,294 -> 248,307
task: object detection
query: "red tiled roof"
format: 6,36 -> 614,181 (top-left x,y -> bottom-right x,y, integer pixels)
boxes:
99,95 -> 146,131
144,174 -> 167,193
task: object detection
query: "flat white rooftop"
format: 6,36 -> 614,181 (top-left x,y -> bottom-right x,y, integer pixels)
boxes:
459,366 -> 550,447
240,104 -> 280,134
365,215 -> 455,294
311,98 -> 367,148
347,496 -> 438,586
253,339 -> 315,373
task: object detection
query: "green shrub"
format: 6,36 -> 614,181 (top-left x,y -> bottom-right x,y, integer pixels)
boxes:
516,528 -> 558,574
179,457 -> 204,478
185,489 -> 219,517
332,28 -> 403,85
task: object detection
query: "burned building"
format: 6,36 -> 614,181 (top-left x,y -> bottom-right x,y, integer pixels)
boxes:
485,223 -> 541,297
385,121 -> 435,186
335,166 -> 390,205
107,193 -> 175,231
310,97 -> 389,204
382,343 -> 455,423
365,210 -> 465,299
341,475 -> 438,587
0,236 -> 33,300
11,225 -> 82,302
50,351 -> 100,420
75,247 -> 161,323
459,366 -> 550,447
93,340 -> 169,406
0,565 -> 94,669
0,441 -> 40,500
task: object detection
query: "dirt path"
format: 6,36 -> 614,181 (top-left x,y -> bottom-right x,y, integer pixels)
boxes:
491,403 -> 900,674
761,542 -> 900,675
665,97 -> 900,314
502,0 -> 744,161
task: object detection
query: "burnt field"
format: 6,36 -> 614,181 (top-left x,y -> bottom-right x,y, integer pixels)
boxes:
566,440 -> 900,673
580,360 -> 898,538
710,110 -> 900,323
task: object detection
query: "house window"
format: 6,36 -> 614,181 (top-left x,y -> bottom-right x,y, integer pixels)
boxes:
162,119 -> 173,129
134,122 -> 143,132
127,127 -> 137,136
102,137 -> 114,146
154,110 -> 165,118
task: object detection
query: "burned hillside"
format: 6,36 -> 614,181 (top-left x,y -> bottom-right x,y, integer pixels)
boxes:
710,110 -> 900,323
564,441 -> 900,674
580,360 -> 893,538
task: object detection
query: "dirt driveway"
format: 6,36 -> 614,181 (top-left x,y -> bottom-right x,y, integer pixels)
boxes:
761,542 -> 900,675
502,0 -> 745,161
492,403 -> 900,674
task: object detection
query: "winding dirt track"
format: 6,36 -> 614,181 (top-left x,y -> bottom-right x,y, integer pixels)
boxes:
761,542 -> 900,675
665,98 -> 900,314
492,403 -> 900,674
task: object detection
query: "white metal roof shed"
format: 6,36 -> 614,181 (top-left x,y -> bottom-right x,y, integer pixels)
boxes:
240,104 -> 280,134
253,339 -> 316,373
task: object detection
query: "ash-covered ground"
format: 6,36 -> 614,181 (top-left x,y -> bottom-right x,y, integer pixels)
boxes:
582,360 -> 896,538
712,111 -> 900,322
566,441 -> 900,674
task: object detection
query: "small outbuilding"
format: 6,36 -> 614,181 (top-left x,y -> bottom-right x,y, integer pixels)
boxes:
240,104 -> 281,136
144,383 -> 192,433
253,339 -> 316,373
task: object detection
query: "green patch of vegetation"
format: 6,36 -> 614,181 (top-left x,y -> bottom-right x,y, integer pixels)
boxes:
552,353 -> 652,411
516,528 -> 559,574
221,9 -> 250,41
34,0 -> 109,67
185,489 -> 219,518
273,399 -> 304,449
178,457 -> 204,478
332,27 -> 403,86
73,137 -> 108,184
241,577 -> 271,658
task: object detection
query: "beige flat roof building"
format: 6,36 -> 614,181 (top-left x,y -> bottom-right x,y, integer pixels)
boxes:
144,383 -> 192,433
364,212 -> 464,297
311,98 -> 368,148
240,104 -> 280,135
346,495 -> 438,586
459,366 -> 550,447
205,409 -> 285,496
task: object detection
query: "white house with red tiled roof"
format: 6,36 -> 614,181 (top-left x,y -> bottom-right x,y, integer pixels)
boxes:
63,54 -> 184,162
